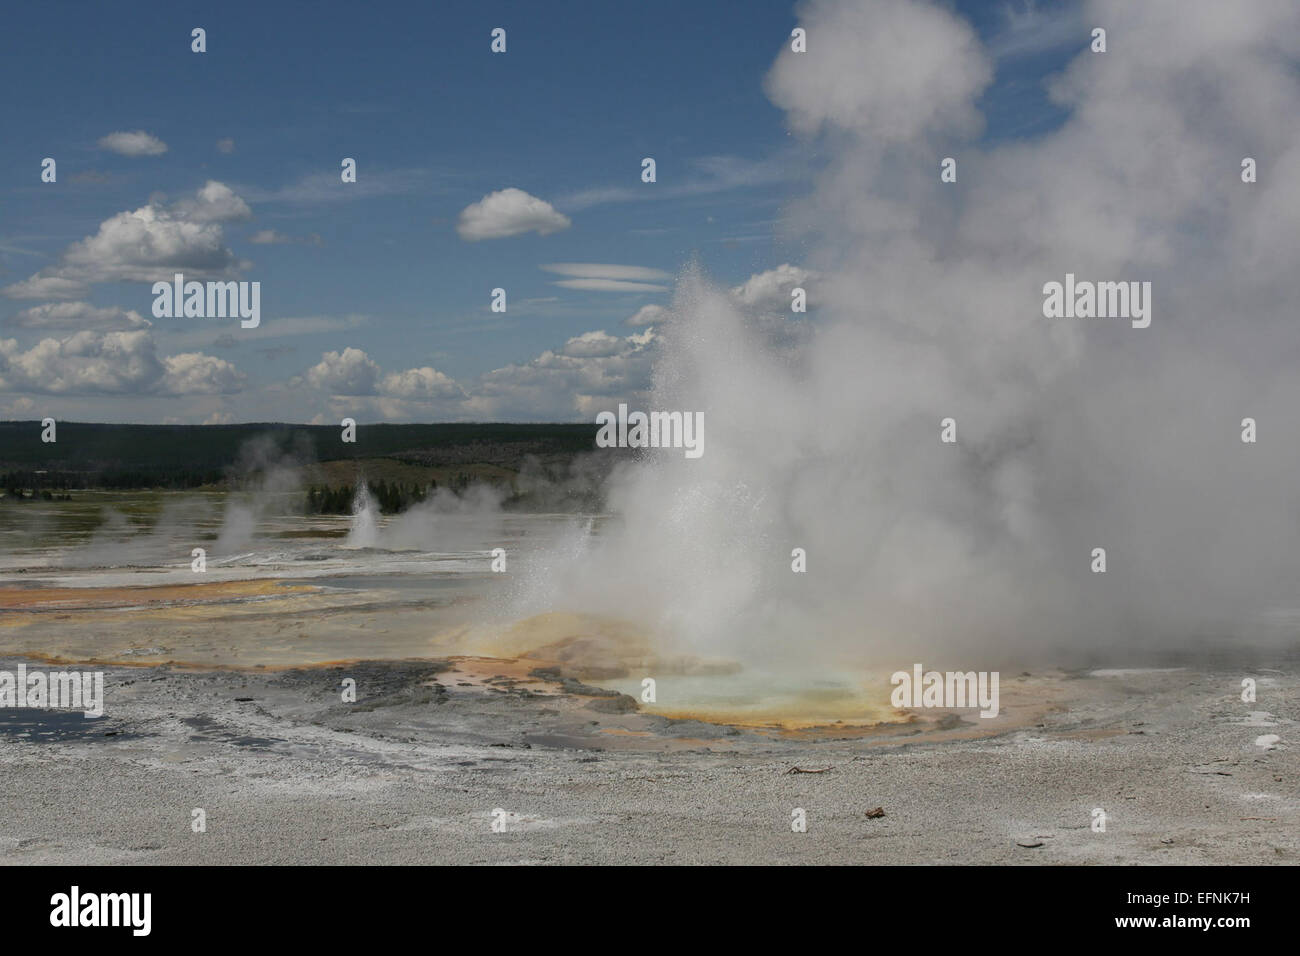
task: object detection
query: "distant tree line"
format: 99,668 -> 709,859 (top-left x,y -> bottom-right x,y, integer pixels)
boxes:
0,422 -> 599,471
3,469 -> 75,499
0,468 -> 222,494
3,488 -> 73,502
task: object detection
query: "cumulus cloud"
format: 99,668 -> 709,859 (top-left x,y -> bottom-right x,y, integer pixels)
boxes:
0,396 -> 36,418
729,263 -> 818,312
0,330 -> 242,395
174,181 -> 252,223
161,352 -> 246,394
291,328 -> 656,421
4,301 -> 151,331
456,187 -> 571,241
561,330 -> 624,358
2,276 -> 93,301
464,328 -> 656,420
2,181 -> 252,299
98,130 -> 168,157
294,349 -> 467,418
625,304 -> 667,327
302,347 -> 381,395
379,366 -> 465,400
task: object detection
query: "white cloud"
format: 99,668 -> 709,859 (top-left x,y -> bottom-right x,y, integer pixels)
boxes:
175,181 -> 252,223
456,188 -> 571,241
463,328 -> 657,420
625,304 -> 667,327
561,330 -> 624,358
2,179 -> 252,299
290,329 -> 657,422
0,330 -> 242,395
541,263 -> 670,293
216,138 -> 235,154
2,276 -> 91,301
301,347 -> 381,395
541,263 -> 670,282
248,229 -> 322,246
293,350 -> 467,418
161,352 -> 246,395
4,301 -> 151,331
0,396 -> 35,418
730,263 -> 818,312
379,366 -> 464,400
2,181 -> 252,299
97,130 -> 168,157
552,278 -> 669,293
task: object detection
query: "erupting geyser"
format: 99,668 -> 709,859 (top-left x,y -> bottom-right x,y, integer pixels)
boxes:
347,480 -> 380,548
508,0 -> 1300,676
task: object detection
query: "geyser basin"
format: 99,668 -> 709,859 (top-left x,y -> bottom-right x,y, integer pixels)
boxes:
601,669 -> 902,728
448,611 -> 909,728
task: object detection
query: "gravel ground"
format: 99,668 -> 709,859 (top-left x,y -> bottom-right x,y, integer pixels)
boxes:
0,657 -> 1295,865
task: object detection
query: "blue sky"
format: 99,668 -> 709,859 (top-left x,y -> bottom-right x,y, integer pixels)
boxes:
0,0 -> 1080,424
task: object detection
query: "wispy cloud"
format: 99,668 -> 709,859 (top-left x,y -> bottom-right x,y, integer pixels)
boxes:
557,153 -> 798,212
552,278 -> 669,293
540,263 -> 670,281
248,229 -> 322,246
540,263 -> 671,293
237,168 -> 435,205
987,0 -> 1087,60
4,301 -> 151,331
153,313 -> 371,350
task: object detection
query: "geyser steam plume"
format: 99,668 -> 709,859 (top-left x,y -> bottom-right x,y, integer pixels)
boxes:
347,480 -> 380,549
516,0 -> 1300,668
